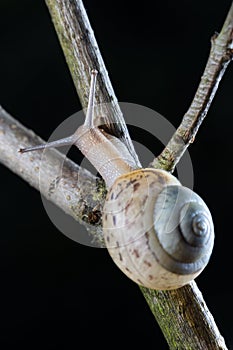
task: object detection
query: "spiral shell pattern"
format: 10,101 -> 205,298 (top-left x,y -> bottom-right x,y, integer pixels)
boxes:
103,168 -> 214,290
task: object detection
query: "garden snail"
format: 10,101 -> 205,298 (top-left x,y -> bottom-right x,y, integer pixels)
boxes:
20,70 -> 214,290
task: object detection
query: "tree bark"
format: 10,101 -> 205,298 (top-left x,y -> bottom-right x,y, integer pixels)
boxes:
141,282 -> 226,349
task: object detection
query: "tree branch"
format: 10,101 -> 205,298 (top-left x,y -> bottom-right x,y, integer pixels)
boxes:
141,282 -> 227,349
0,106 -> 106,246
151,3 -> 233,172
45,0 -> 141,167
0,0 -> 231,349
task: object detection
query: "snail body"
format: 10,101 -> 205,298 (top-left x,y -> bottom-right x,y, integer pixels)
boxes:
20,70 -> 215,290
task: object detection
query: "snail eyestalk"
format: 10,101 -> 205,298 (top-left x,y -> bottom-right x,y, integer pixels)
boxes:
18,135 -> 75,154
84,69 -> 98,128
19,69 -> 98,154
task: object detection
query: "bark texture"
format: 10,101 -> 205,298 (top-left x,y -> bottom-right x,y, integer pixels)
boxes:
141,282 -> 226,349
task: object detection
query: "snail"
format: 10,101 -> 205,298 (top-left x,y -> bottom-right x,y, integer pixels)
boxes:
20,70 -> 214,290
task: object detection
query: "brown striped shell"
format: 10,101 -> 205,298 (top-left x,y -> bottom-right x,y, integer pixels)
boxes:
103,168 -> 214,290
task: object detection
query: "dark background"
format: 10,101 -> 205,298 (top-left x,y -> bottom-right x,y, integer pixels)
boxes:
0,1 -> 233,349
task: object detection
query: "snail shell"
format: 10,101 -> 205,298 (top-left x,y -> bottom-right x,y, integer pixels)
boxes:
103,168 -> 214,290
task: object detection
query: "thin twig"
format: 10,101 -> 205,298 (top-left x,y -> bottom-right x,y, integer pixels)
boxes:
151,3 -> 233,171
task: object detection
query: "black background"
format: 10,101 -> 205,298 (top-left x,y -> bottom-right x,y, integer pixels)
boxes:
0,1 -> 233,349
